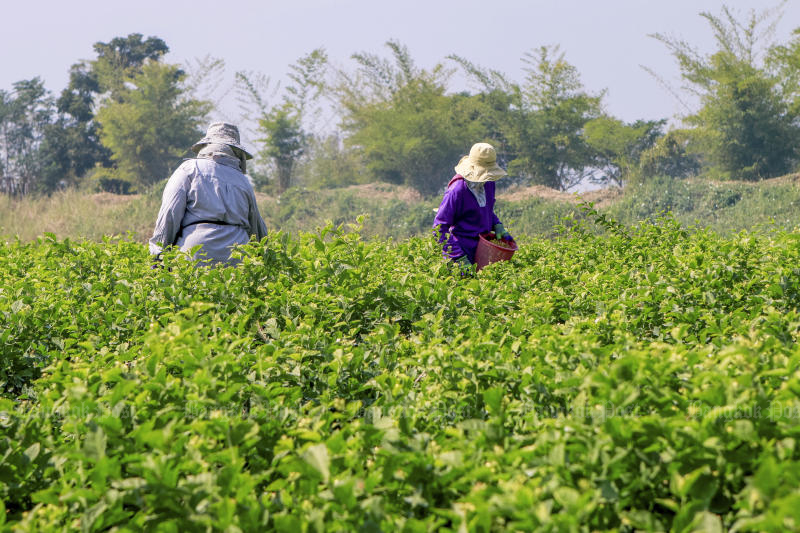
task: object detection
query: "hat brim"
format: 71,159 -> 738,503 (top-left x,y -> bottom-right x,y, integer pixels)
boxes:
191,139 -> 254,160
454,155 -> 507,182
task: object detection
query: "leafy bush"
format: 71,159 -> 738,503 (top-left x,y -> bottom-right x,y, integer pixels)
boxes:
3,216 -> 800,530
608,176 -> 800,234
85,165 -> 137,195
637,129 -> 702,180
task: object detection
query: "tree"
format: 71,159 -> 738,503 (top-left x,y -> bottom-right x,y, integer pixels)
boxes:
445,56 -> 520,185
770,27 -> 800,116
38,63 -> 110,192
638,129 -> 702,179
0,78 -> 54,195
451,46 -> 604,190
584,116 -> 664,186
92,34 -> 169,102
297,134 -> 367,189
95,61 -> 209,188
256,48 -> 327,193
36,34 -> 170,193
259,104 -> 305,193
333,41 -> 483,196
511,46 -> 604,190
652,4 -> 800,180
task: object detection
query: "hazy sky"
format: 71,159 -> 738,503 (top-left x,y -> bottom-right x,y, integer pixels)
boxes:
3,0 -> 798,134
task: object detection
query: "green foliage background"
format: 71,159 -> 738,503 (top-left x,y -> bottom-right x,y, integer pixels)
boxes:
5,5 -> 800,197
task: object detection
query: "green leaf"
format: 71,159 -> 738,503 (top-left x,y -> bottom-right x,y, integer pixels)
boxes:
302,443 -> 330,484
11,300 -> 24,314
23,442 -> 41,463
598,479 -> 619,502
483,386 -> 504,415
553,487 -> 580,509
730,419 -> 754,441
83,427 -> 107,462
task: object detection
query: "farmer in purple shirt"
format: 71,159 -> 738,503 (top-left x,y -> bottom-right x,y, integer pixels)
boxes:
433,142 -> 514,271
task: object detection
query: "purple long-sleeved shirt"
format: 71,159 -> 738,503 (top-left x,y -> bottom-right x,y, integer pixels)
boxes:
433,175 -> 501,262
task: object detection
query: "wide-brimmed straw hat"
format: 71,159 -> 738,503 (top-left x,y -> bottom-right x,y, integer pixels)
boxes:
191,122 -> 253,160
454,142 -> 507,182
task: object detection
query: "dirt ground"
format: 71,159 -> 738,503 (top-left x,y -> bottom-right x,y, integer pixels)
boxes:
343,183 -> 423,203
496,184 -> 622,208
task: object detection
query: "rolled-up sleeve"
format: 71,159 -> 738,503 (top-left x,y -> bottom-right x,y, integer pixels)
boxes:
149,168 -> 190,257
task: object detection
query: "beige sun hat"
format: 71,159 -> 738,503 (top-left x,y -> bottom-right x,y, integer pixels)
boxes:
191,122 -> 253,160
454,142 -> 507,182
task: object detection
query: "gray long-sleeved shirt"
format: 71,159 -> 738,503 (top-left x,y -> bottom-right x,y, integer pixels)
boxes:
149,158 -> 268,265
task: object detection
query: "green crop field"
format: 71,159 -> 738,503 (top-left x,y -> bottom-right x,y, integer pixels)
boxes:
2,210 -> 800,531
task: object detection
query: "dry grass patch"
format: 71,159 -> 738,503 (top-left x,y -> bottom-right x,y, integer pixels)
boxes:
498,184 -> 622,208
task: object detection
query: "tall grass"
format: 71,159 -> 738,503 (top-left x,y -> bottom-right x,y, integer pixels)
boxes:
2,175 -> 799,242
0,188 -> 160,242
257,186 -> 436,239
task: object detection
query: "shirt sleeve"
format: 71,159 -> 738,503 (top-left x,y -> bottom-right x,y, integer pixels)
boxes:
489,181 -> 501,226
432,184 -> 465,259
148,166 -> 191,257
492,211 -> 501,227
248,189 -> 268,241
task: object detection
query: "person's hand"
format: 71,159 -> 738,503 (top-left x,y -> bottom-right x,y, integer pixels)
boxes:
493,223 -> 511,241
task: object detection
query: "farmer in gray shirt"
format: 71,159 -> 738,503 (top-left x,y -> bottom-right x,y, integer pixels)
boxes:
149,122 -> 268,266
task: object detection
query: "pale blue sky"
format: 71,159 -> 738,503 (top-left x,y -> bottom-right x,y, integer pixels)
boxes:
2,0 -> 798,133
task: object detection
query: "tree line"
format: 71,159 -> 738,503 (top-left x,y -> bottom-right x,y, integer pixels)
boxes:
1,5 -> 799,198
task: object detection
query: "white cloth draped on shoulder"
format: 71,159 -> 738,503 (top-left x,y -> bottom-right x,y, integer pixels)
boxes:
466,180 -> 487,207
